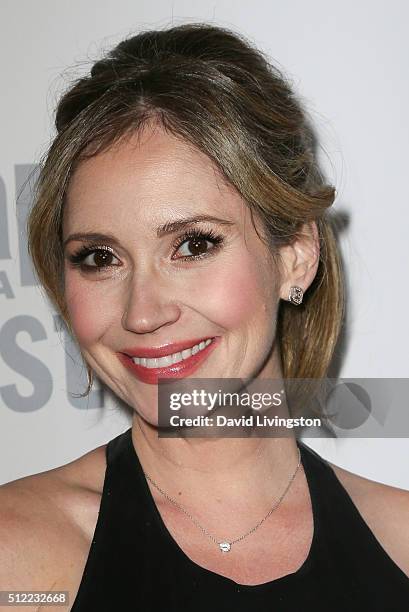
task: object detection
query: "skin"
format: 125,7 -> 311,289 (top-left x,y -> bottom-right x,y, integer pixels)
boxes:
0,124 -> 408,609
61,122 -> 318,518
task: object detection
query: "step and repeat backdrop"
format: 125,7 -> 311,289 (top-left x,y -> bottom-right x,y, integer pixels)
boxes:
1,0 -> 408,486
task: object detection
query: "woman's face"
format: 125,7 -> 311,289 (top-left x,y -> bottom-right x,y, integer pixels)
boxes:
62,125 -> 285,422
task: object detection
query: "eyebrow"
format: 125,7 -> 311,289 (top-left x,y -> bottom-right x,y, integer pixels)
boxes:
63,215 -> 235,247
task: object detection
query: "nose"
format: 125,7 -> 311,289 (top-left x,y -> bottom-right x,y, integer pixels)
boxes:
121,272 -> 182,335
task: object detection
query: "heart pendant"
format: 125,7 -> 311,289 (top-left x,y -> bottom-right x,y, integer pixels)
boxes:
219,541 -> 231,552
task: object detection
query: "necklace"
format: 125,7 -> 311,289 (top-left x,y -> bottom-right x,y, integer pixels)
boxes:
142,445 -> 302,553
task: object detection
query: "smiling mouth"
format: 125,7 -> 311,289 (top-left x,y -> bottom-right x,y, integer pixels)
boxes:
118,336 -> 219,384
130,338 -> 212,368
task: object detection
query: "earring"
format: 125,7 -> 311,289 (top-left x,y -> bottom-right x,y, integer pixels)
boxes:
288,286 -> 303,305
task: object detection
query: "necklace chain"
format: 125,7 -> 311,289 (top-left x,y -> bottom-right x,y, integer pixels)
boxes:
142,445 -> 302,553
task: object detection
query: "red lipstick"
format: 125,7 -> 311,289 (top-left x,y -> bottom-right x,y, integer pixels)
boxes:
118,337 -> 220,384
121,338 -> 216,359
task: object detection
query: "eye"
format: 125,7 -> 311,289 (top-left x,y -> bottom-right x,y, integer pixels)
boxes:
172,229 -> 224,261
67,245 -> 121,272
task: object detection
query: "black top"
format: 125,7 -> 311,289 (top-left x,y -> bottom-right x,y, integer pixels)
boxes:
71,428 -> 409,611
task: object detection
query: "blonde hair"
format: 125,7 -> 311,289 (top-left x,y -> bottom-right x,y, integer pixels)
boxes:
27,23 -> 344,395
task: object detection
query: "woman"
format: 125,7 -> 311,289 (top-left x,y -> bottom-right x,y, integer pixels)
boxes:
1,23 -> 408,611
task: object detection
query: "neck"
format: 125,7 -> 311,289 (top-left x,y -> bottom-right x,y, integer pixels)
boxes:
131,411 -> 300,511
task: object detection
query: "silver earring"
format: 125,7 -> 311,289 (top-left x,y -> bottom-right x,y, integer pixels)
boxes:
288,286 -> 303,305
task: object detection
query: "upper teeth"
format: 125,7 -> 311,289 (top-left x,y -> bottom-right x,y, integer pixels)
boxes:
132,339 -> 212,368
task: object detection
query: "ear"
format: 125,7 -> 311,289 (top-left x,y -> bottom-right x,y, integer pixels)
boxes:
278,222 -> 320,301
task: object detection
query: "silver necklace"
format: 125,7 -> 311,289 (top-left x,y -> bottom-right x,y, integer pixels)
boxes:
142,446 -> 302,553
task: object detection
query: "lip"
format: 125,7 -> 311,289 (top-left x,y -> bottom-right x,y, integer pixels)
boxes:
121,337 -> 216,359
117,336 -> 220,384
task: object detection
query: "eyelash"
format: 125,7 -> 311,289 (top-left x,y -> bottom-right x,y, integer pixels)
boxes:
66,228 -> 225,273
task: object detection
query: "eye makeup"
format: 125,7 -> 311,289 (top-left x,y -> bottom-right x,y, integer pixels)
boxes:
65,226 -> 226,274
66,244 -> 119,273
171,227 -> 224,261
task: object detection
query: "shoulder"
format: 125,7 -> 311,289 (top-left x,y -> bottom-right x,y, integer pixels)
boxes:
0,443 -> 107,592
328,459 -> 409,578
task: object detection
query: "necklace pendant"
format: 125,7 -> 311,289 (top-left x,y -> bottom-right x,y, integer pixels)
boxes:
219,541 -> 231,553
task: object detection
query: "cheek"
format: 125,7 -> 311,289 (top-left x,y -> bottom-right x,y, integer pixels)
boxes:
191,253 -> 276,328
64,275 -> 114,346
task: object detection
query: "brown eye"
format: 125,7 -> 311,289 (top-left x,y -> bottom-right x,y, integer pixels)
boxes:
67,246 -> 121,272
173,229 -> 224,260
87,250 -> 116,267
178,236 -> 212,257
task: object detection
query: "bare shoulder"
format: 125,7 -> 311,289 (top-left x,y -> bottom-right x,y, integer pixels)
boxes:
328,459 -> 409,578
0,443 -> 107,605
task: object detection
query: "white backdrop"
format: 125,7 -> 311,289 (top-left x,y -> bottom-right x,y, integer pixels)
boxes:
1,0 -> 408,487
